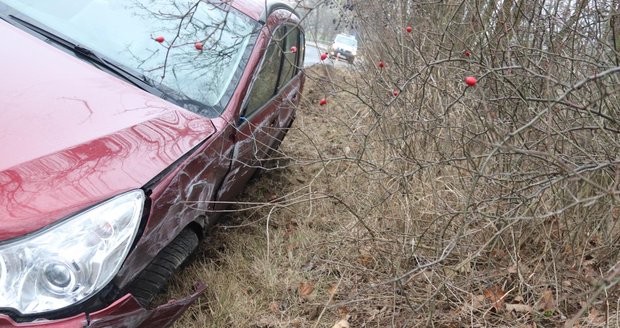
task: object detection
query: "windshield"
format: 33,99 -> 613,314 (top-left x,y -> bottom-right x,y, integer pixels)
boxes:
335,35 -> 357,48
1,0 -> 259,117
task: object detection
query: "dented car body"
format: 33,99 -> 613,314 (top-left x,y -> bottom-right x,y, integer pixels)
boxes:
0,0 -> 304,326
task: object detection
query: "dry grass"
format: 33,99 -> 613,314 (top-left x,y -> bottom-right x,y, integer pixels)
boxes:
159,65 -> 620,327
150,1 -> 620,326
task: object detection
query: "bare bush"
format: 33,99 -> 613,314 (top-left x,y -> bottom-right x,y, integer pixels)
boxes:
301,0 -> 620,325
166,0 -> 620,327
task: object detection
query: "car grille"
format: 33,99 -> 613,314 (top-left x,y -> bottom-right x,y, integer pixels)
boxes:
337,48 -> 352,56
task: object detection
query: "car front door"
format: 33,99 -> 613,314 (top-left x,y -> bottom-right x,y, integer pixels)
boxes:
215,24 -> 290,206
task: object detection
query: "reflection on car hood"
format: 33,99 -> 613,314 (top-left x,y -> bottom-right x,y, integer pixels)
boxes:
0,20 -> 215,241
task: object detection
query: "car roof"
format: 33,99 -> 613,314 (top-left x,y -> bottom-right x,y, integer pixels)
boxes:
231,0 -> 299,22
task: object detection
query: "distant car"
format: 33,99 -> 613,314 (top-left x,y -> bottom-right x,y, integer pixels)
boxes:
0,0 -> 304,327
329,34 -> 358,64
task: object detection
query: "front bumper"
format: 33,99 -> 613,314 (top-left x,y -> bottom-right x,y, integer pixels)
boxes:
0,285 -> 206,328
330,49 -> 354,60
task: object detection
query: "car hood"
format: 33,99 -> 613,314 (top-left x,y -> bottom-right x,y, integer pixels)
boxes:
0,20 -> 216,241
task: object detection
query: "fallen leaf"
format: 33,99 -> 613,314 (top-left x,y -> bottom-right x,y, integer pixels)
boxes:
540,289 -> 554,312
284,225 -> 296,239
506,303 -> 532,313
483,285 -> 506,311
328,284 -> 338,297
268,301 -> 280,314
491,249 -> 507,258
298,281 -> 315,299
471,294 -> 486,309
358,254 -> 373,267
588,307 -> 604,323
584,266 -> 598,284
287,243 -> 299,252
290,318 -> 303,328
337,306 -> 350,317
331,316 -> 350,328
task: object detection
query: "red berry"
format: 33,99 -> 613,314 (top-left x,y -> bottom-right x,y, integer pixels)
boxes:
378,61 -> 385,68
319,98 -> 327,106
406,26 -> 413,33
465,76 -> 477,86
155,36 -> 165,43
393,89 -> 399,97
290,46 -> 297,53
195,42 -> 204,50
320,53 -> 328,61
464,50 -> 471,57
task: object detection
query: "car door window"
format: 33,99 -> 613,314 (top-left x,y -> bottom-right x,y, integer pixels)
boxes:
298,29 -> 305,68
278,26 -> 300,89
244,28 -> 285,117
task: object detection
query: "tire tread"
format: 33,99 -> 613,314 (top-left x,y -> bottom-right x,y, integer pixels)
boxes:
126,228 -> 199,306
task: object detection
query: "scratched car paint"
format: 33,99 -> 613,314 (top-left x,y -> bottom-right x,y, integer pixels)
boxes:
0,0 -> 304,326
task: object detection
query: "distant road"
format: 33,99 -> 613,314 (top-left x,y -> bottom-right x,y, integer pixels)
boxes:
304,43 -> 325,67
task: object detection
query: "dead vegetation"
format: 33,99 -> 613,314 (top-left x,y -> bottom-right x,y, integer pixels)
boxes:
162,0 -> 620,327
160,64 -> 618,327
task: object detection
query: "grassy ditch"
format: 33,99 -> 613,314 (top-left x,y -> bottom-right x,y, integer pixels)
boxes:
162,65 -> 619,327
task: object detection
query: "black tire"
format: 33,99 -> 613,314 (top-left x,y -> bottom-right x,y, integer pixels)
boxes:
126,228 -> 199,306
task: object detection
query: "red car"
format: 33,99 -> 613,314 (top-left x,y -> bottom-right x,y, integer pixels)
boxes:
0,0 -> 304,326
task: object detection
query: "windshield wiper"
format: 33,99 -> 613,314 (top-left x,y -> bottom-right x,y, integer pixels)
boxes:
72,44 -> 154,89
7,14 -> 158,94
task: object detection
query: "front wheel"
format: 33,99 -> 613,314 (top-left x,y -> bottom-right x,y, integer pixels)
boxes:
126,228 -> 200,306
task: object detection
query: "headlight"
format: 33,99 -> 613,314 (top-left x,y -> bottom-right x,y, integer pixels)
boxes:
0,190 -> 145,315
352,49 -> 357,56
